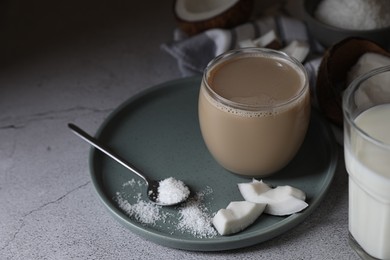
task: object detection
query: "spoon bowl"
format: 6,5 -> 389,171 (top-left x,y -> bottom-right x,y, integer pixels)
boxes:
68,123 -> 190,206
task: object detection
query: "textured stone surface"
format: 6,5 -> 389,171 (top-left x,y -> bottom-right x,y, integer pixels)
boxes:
0,0 -> 358,259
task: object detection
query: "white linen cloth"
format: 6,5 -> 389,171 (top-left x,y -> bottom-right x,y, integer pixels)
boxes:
161,15 -> 324,77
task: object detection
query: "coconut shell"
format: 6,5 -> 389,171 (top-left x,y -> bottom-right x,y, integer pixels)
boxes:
174,0 -> 254,36
316,37 -> 390,127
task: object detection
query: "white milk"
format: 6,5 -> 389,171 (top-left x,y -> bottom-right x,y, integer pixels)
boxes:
345,104 -> 390,259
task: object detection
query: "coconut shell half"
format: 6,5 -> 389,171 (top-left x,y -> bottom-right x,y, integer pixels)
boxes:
316,37 -> 390,127
174,0 -> 254,36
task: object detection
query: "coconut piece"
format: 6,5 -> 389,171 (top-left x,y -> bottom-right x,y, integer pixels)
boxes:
252,30 -> 282,49
257,186 -> 308,216
347,52 -> 390,84
264,196 -> 308,216
238,30 -> 282,49
348,52 -> 390,108
174,0 -> 254,36
238,179 -> 272,201
212,201 -> 266,235
281,40 -> 310,62
238,38 -> 256,48
238,180 -> 308,216
316,37 -> 390,127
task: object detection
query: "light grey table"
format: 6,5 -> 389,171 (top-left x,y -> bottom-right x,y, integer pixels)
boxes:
0,0 -> 358,259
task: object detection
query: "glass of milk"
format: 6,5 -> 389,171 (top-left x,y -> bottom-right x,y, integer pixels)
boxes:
343,65 -> 390,259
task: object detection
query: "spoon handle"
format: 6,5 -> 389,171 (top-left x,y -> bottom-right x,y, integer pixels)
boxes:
68,123 -> 148,184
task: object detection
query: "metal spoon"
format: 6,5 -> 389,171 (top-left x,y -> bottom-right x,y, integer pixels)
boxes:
68,123 -> 189,206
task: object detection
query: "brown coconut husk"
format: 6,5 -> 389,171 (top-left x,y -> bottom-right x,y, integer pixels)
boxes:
174,0 -> 254,36
316,37 -> 390,127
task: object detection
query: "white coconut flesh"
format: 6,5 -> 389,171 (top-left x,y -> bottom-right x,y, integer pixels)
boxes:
238,179 -> 309,216
175,0 -> 239,22
237,179 -> 272,199
212,201 -> 266,236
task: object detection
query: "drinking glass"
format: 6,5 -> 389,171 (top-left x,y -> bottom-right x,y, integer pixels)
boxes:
343,65 -> 390,259
198,48 -> 310,177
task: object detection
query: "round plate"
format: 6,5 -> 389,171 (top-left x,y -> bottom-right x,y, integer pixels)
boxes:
90,77 -> 338,251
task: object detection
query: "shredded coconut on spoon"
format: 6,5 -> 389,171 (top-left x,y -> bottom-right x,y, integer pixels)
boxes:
156,177 -> 190,205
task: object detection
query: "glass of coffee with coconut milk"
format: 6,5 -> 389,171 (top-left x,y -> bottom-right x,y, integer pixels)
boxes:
198,48 -> 310,177
343,65 -> 390,260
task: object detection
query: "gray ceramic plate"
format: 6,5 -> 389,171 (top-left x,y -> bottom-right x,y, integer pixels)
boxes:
90,77 -> 338,251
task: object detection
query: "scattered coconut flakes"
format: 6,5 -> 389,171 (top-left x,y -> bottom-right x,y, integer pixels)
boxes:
157,177 -> 190,205
177,188 -> 217,238
116,192 -> 167,225
122,179 -> 135,187
122,179 -> 141,188
115,179 -> 217,237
